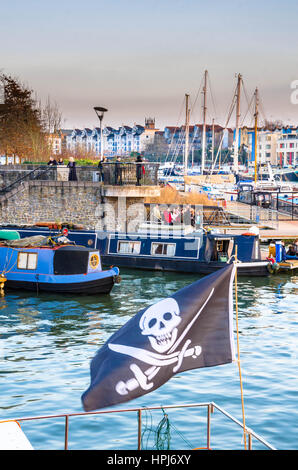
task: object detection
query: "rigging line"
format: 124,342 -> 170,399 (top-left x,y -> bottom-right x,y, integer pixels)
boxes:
168,122 -> 188,165
258,93 -> 267,124
241,79 -> 252,110
210,86 -> 238,174
187,73 -> 213,167
189,74 -> 205,122
240,92 -> 255,128
169,125 -> 186,164
207,73 -> 218,121
165,96 -> 185,163
185,77 -> 205,157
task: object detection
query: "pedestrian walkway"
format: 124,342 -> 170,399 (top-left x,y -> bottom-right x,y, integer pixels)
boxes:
220,200 -> 298,239
259,220 -> 298,240
225,200 -> 279,229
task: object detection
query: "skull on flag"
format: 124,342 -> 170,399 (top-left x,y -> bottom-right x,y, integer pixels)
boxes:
139,298 -> 181,353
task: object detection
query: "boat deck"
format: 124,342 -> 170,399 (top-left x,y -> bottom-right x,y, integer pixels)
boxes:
278,259 -> 298,271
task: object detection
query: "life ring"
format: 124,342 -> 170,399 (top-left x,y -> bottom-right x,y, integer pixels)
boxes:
89,253 -> 100,269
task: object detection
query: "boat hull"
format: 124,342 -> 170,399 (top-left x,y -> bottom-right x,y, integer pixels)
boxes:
0,226 -> 270,277
5,274 -> 116,295
100,255 -> 270,277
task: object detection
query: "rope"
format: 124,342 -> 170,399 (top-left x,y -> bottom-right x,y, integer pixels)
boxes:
234,245 -> 247,450
141,407 -> 171,450
140,407 -> 197,450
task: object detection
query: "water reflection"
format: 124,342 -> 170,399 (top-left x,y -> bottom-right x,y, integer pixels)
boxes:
0,269 -> 297,449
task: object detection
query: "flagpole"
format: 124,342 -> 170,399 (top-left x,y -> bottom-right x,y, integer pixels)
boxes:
234,245 -> 247,450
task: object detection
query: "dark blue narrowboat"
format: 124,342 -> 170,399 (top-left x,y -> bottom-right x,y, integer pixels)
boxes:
0,225 -> 271,277
95,228 -> 270,277
0,233 -> 120,295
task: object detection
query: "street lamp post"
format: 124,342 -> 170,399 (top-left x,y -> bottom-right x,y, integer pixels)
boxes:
94,106 -> 108,160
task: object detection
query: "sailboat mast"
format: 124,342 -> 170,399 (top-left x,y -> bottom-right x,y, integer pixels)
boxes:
254,87 -> 259,184
184,93 -> 190,176
201,70 -> 208,174
234,73 -> 242,174
211,118 -> 215,167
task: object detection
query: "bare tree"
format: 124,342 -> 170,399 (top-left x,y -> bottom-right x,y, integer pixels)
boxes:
42,95 -> 63,134
264,119 -> 284,131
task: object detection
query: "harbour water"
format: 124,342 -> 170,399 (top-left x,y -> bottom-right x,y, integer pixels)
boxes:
0,268 -> 297,450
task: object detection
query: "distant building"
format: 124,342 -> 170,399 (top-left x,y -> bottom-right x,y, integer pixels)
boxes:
276,127 -> 298,166
66,118 -> 159,157
47,129 -> 72,155
47,133 -> 62,155
163,124 -> 233,154
244,126 -> 298,167
59,129 -> 72,153
258,129 -> 281,166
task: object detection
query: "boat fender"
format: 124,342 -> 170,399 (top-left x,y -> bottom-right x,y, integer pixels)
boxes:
0,274 -> 7,296
267,262 -> 280,274
114,275 -> 121,284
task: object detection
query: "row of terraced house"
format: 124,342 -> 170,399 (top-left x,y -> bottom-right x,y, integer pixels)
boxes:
63,118 -> 233,158
48,118 -> 298,167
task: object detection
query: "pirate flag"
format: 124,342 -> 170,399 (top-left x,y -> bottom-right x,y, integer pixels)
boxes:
82,264 -> 236,411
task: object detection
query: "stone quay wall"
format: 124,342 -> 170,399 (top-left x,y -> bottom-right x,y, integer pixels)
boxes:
0,180 -> 160,231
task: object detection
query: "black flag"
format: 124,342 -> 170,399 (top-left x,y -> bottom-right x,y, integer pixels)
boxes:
82,264 -> 236,411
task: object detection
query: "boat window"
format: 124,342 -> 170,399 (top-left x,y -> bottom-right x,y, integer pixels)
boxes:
17,252 -> 38,270
151,242 -> 176,256
117,241 -> 141,254
54,248 -> 89,275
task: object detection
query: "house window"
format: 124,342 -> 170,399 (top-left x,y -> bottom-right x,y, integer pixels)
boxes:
151,243 -> 176,256
117,241 -> 141,254
17,252 -> 38,270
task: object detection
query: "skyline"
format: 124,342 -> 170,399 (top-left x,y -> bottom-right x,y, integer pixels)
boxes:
1,0 -> 298,130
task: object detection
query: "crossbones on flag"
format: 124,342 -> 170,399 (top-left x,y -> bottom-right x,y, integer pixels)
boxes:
82,264 -> 236,411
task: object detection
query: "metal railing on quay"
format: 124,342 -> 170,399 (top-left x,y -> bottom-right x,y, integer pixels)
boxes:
0,165 -> 56,195
0,162 -> 161,189
144,202 -> 279,229
4,402 -> 276,451
238,189 -> 298,221
93,161 -> 160,186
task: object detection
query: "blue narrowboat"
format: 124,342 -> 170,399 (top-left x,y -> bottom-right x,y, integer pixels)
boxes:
0,233 -> 120,295
95,228 -> 270,277
0,225 -> 271,277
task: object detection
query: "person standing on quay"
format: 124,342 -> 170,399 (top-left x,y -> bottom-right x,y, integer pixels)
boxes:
136,154 -> 143,186
114,156 -> 122,185
47,156 -> 57,166
98,156 -> 107,183
68,156 -> 77,181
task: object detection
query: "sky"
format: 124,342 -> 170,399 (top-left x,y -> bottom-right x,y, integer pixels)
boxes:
1,0 -> 298,130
